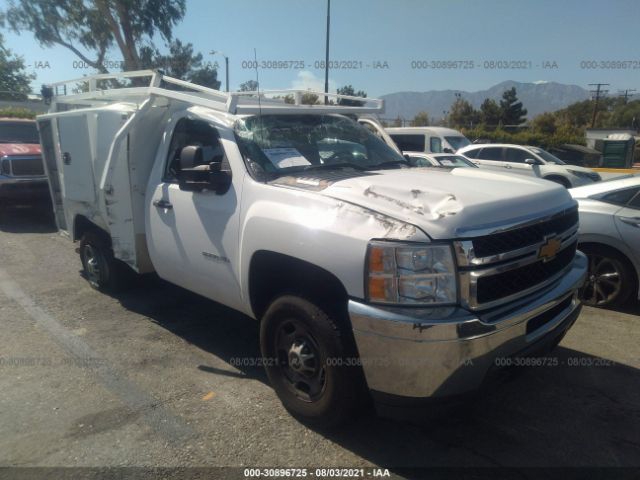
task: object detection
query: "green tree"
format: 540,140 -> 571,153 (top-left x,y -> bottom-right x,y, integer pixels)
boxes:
139,40 -> 220,89
301,92 -> 320,105
411,111 -> 430,126
531,111 -> 557,135
602,99 -> 640,129
337,84 -> 366,106
282,92 -> 319,105
239,79 -> 259,92
479,98 -> 501,126
0,32 -> 34,100
4,0 -> 215,84
499,87 -> 528,125
448,97 -> 480,128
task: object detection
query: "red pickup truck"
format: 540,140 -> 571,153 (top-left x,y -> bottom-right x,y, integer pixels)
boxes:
0,118 -> 49,204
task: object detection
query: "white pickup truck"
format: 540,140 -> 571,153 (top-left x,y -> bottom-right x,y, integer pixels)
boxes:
37,71 -> 587,427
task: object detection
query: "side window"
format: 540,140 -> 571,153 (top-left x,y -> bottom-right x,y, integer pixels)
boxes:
601,187 -> 640,206
429,137 -> 442,153
164,118 -> 225,182
462,148 -> 480,159
477,147 -> 503,161
389,134 -> 425,152
505,148 -> 530,163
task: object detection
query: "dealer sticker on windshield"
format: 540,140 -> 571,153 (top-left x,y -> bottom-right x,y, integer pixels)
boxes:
263,148 -> 311,168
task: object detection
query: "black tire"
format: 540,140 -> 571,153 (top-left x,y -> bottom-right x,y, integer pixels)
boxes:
79,230 -> 129,292
544,175 -> 571,188
260,295 -> 364,428
578,244 -> 636,307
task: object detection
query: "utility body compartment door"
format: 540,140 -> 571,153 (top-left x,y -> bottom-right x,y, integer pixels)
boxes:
56,115 -> 96,203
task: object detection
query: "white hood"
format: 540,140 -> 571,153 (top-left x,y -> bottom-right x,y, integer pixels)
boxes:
319,168 -> 575,239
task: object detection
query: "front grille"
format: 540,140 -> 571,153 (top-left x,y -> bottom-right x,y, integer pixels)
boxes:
476,242 -> 577,304
7,156 -> 45,176
471,208 -> 579,258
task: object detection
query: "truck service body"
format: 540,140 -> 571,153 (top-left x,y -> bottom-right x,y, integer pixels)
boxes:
37,71 -> 587,425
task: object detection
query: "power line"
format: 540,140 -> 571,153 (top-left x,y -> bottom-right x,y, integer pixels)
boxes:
589,83 -> 609,128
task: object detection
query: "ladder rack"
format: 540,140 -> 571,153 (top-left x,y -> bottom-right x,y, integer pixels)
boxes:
44,69 -> 385,115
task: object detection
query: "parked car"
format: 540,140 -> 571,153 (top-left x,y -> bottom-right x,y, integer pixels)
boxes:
0,118 -> 49,205
570,175 -> 640,307
403,152 -> 478,169
458,143 -> 601,188
38,71 -> 587,427
385,127 -> 471,154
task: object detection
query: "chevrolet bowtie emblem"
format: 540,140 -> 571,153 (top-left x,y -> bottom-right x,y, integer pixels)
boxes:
538,236 -> 561,262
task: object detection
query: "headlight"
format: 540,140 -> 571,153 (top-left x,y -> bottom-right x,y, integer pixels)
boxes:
366,242 -> 457,305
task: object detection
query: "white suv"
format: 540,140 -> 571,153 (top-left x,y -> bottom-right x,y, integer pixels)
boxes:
458,144 -> 601,188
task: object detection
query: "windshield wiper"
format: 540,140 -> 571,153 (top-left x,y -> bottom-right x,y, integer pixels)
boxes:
298,162 -> 367,172
367,160 -> 412,170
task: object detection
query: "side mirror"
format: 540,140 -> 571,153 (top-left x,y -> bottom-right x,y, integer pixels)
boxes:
177,145 -> 232,194
525,158 -> 540,165
443,147 -> 454,154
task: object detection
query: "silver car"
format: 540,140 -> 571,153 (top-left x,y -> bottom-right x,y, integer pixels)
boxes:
570,175 -> 640,306
459,144 -> 601,188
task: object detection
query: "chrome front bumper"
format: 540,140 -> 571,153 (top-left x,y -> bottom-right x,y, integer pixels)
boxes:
349,251 -> 588,400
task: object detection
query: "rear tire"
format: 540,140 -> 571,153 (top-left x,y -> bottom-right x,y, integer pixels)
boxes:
79,231 -> 129,292
260,295 -> 364,428
578,244 -> 635,307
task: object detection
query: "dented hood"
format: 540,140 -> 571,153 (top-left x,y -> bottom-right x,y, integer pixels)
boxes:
319,168 -> 575,239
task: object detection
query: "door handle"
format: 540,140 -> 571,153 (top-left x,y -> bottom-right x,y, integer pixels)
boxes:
153,199 -> 173,209
620,216 -> 640,227
503,164 -> 512,169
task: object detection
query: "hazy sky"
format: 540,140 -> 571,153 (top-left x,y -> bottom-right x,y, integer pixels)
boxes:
2,0 -> 639,97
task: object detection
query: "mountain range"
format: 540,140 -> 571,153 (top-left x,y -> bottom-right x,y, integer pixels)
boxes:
379,80 -> 597,122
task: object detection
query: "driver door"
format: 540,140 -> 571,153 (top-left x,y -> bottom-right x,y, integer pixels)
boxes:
146,117 -> 243,310
504,147 -> 538,178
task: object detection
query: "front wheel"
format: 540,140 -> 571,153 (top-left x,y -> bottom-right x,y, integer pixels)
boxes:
260,295 -> 364,428
579,245 -> 635,307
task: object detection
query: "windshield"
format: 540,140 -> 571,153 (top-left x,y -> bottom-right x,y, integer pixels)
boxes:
444,135 -> 471,151
434,155 -> 477,168
528,146 -> 566,165
234,114 -> 408,177
0,121 -> 39,144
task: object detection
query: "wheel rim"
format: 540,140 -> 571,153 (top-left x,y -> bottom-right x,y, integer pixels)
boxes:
274,318 -> 326,402
581,254 -> 622,306
83,245 -> 101,287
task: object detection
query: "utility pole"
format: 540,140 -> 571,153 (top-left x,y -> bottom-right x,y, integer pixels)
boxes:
324,0 -> 331,105
589,83 -> 609,128
210,51 -> 229,92
618,89 -> 636,103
